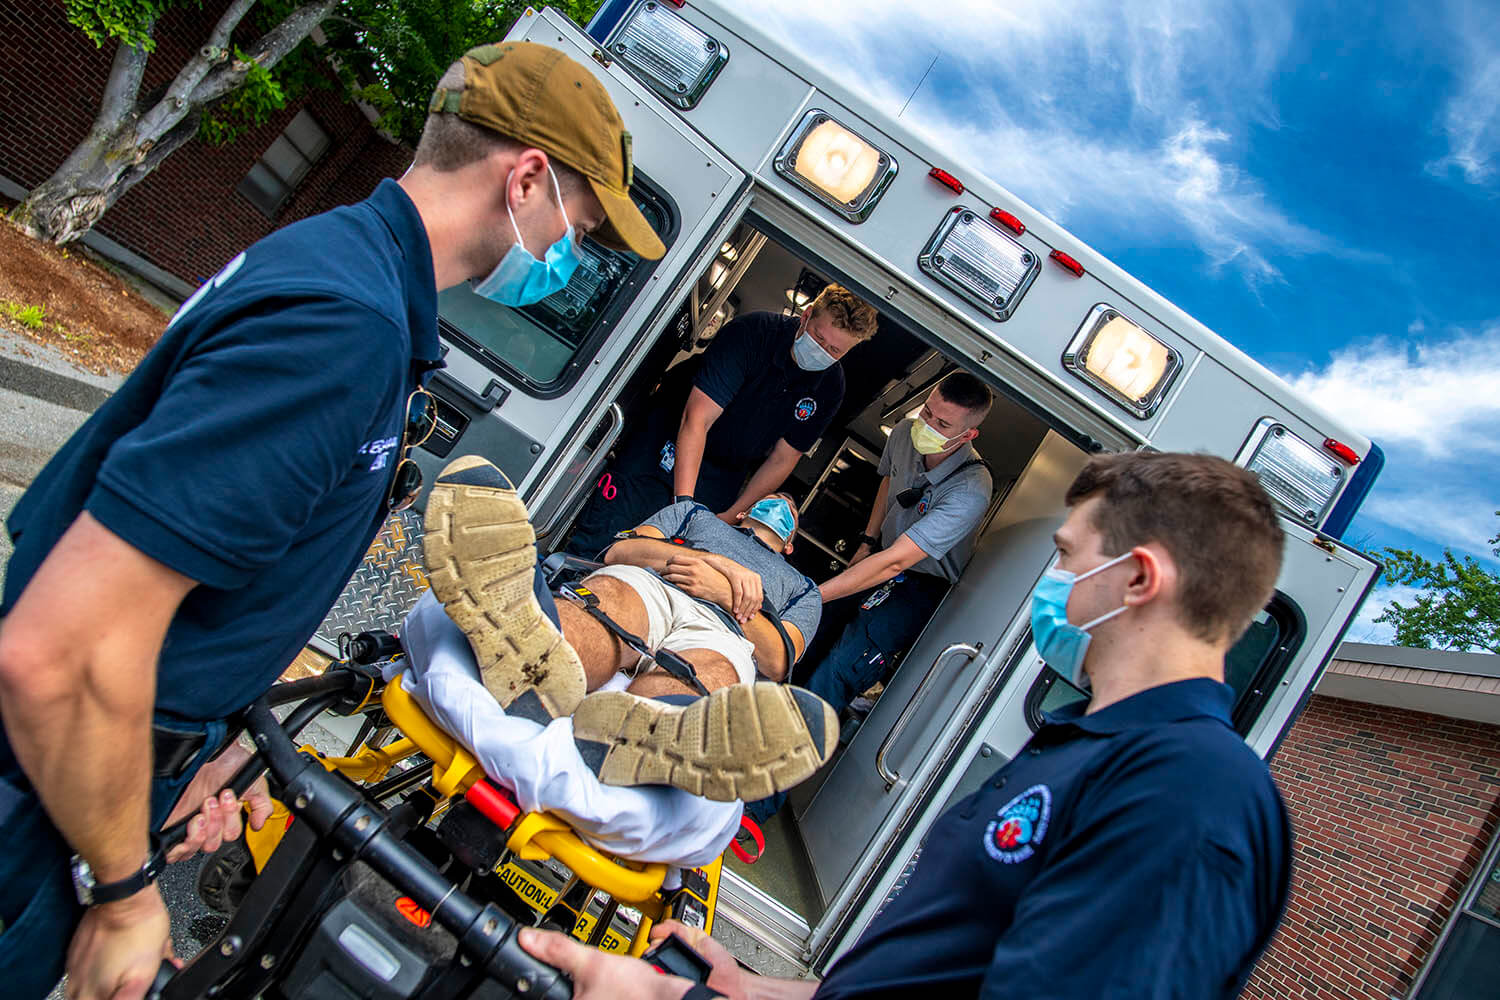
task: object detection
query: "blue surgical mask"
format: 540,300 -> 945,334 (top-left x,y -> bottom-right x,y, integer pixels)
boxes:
471,165 -> 580,307
746,497 -> 796,542
1029,551 -> 1135,691
791,326 -> 838,371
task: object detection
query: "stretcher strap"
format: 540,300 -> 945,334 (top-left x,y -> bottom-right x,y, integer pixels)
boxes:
730,815 -> 764,865
559,582 -> 710,696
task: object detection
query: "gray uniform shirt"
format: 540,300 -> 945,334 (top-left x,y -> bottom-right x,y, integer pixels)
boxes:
878,418 -> 994,582
635,501 -> 823,643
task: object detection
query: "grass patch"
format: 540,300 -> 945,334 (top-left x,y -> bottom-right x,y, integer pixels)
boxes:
0,299 -> 47,330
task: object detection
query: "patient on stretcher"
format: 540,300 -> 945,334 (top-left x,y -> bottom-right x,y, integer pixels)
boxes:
408,457 -> 836,860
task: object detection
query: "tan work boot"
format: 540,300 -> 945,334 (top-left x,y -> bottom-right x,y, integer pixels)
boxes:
422,455 -> 586,723
571,684 -> 839,802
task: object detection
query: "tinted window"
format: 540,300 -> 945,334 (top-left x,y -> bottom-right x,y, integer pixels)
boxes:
1025,593 -> 1305,735
438,184 -> 673,396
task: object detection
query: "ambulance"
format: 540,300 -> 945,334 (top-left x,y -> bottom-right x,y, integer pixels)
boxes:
313,1 -> 1384,975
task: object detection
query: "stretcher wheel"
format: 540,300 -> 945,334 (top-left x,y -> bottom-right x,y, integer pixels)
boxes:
196,836 -> 255,915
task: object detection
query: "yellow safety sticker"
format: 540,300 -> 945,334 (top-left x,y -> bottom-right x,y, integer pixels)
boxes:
495,863 -> 631,953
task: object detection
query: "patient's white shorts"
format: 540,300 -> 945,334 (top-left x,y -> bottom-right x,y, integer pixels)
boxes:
583,564 -> 757,685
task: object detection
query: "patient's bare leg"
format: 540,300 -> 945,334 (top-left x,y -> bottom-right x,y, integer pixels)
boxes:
625,649 -> 739,698
555,574 -> 652,691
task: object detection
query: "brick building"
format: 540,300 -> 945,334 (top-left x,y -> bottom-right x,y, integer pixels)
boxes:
1245,644 -> 1500,1000
0,0 -> 413,296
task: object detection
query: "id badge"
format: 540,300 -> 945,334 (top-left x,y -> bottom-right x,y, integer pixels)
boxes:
862,584 -> 892,611
659,440 -> 676,472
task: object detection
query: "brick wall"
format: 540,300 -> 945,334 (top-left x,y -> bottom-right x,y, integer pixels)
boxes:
1244,695 -> 1500,999
0,1 -> 412,286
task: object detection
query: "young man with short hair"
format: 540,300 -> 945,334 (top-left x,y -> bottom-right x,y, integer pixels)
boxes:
800,370 -> 995,717
0,41 -> 662,1000
567,283 -> 879,556
521,450 -> 1294,1000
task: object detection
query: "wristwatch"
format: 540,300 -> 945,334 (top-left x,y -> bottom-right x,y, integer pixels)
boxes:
71,836 -> 166,906
674,495 -> 695,504
858,533 -> 881,548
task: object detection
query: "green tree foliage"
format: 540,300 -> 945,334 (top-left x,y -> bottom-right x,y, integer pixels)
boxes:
1375,512 -> 1500,653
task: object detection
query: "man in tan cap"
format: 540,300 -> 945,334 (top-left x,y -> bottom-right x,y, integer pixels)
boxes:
0,42 -> 660,1000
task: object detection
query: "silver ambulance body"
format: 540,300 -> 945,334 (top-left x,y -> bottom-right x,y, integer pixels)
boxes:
319,2 -> 1381,974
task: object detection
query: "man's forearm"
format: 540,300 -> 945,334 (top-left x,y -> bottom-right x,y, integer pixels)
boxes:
605,536 -> 707,572
819,535 -> 928,603
864,476 -> 891,538
0,644 -> 155,883
673,417 -> 711,499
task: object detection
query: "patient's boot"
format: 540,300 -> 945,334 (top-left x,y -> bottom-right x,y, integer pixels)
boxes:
423,455 -> 586,722
571,684 -> 839,803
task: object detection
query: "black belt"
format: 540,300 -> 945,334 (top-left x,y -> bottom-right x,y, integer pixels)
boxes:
152,720 -> 225,780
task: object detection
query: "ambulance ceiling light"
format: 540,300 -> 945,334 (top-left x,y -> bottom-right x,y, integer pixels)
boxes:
605,0 -> 727,110
785,286 -> 813,309
1241,419 -> 1344,526
1061,305 -> 1181,420
708,260 -> 728,289
719,241 -> 738,262
774,110 -> 898,223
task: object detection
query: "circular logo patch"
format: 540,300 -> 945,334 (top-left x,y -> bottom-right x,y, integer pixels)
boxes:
983,784 -> 1051,864
794,397 -> 817,421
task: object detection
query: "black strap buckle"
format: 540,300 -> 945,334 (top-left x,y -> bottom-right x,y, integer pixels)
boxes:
558,583 -> 710,696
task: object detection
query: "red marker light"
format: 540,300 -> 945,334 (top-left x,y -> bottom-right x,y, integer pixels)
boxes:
662,0 -> 686,6
990,208 -> 1025,235
1050,250 -> 1085,277
396,897 -> 433,928
928,167 -> 964,194
1323,438 -> 1360,464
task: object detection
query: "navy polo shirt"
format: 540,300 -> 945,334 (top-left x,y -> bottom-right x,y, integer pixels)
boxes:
815,678 -> 1292,1000
2,179 -> 441,722
693,312 -> 844,461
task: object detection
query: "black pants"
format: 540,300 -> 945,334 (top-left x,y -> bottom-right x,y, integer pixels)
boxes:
566,437 -> 745,558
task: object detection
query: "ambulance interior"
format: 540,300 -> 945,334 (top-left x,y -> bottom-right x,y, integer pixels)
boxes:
540,220 -> 1084,928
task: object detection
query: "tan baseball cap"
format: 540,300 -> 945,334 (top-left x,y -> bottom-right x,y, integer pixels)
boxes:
428,41 -> 665,260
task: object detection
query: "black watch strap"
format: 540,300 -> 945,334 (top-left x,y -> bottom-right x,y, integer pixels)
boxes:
674,495 -> 695,504
72,836 -> 166,906
859,533 -> 880,547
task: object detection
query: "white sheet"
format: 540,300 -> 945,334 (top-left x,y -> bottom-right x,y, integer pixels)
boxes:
397,590 -> 742,869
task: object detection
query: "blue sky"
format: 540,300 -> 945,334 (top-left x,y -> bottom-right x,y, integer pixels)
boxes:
758,0 -> 1500,644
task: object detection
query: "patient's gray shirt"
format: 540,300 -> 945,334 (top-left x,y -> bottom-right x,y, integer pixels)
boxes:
632,501 -> 822,642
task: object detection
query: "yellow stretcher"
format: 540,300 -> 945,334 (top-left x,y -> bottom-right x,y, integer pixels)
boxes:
242,672 -> 721,958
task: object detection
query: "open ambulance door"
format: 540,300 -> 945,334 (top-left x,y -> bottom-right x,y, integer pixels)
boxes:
309,7 -> 747,653
790,453 -> 1379,971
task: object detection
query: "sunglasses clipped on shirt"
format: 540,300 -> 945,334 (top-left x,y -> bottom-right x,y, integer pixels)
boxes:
386,385 -> 437,513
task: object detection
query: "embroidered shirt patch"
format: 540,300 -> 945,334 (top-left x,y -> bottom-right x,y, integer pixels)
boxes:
984,784 -> 1051,864
794,397 -> 817,421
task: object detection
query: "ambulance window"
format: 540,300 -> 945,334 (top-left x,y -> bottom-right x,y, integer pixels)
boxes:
436,180 -> 676,398
1023,592 -> 1305,736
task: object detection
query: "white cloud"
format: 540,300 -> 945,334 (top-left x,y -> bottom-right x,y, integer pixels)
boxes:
1362,493 -> 1499,561
753,0 -> 1315,283
1283,326 -> 1500,459
1426,1 -> 1500,185
1345,584 -> 1423,645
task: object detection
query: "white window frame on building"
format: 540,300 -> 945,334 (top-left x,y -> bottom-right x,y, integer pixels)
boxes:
236,109 -> 332,218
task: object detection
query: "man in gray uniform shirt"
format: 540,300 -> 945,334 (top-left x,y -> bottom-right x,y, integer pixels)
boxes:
801,372 -> 994,715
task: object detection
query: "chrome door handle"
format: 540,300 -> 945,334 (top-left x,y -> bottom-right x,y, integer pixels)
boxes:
875,642 -> 981,790
534,403 -> 624,540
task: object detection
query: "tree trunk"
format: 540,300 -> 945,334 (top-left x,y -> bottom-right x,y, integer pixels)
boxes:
11,0 -> 337,245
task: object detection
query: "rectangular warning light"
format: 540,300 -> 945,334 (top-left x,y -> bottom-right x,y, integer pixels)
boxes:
606,0 -> 729,109
1062,305 -> 1182,419
774,110 -> 898,223
1241,419 -> 1345,525
917,207 -> 1040,320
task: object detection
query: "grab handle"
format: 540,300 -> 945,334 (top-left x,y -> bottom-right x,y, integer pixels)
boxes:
875,642 -> 980,790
